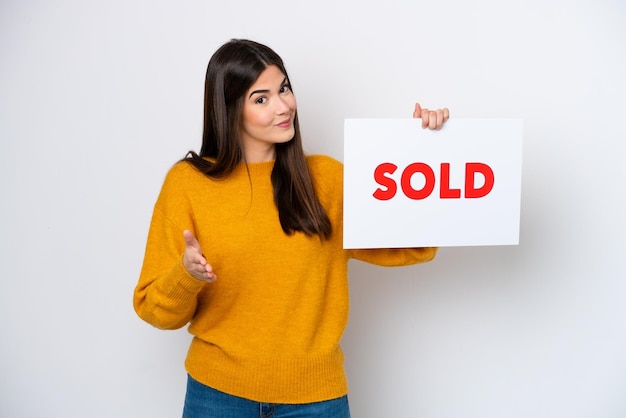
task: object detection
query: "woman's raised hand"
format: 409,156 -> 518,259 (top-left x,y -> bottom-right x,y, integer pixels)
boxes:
183,230 -> 217,283
413,103 -> 450,130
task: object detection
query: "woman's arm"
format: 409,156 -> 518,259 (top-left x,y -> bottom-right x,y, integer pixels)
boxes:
133,165 -> 210,330
348,246 -> 437,267
133,207 -> 207,330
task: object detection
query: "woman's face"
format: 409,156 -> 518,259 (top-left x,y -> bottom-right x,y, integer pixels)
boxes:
241,65 -> 297,162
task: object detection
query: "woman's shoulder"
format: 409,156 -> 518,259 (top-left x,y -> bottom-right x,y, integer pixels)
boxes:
158,160 -> 207,194
306,154 -> 343,174
163,160 -> 206,182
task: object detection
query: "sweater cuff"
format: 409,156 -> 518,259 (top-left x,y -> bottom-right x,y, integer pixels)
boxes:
172,255 -> 208,295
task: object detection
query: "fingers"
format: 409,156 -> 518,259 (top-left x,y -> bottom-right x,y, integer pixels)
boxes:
418,106 -> 450,130
184,251 -> 217,283
186,247 -> 206,267
436,109 -> 444,128
427,108 -> 437,129
196,263 -> 217,283
421,107 -> 430,129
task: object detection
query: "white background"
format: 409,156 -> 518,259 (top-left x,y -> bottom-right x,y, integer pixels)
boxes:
1,1 -> 625,417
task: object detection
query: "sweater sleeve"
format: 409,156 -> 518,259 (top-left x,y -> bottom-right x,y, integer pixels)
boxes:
348,247 -> 438,267
133,166 -> 207,330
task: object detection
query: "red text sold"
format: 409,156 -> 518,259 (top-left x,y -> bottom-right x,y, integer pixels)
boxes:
373,162 -> 495,200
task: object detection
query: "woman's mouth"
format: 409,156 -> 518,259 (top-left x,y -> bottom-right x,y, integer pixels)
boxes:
276,119 -> 291,128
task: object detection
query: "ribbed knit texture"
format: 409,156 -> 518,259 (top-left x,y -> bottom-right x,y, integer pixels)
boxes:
133,155 -> 437,404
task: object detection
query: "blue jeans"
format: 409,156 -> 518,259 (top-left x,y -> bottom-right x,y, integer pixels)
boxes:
183,375 -> 351,418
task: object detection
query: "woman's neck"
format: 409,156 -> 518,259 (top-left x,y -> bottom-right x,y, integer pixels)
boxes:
243,144 -> 276,163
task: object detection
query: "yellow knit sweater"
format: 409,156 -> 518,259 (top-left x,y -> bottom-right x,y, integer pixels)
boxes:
133,155 -> 436,404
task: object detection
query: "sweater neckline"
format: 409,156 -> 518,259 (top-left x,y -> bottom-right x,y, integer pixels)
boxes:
233,159 -> 275,177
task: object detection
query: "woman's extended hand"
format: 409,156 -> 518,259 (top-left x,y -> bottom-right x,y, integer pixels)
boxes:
183,230 -> 217,283
413,103 -> 450,130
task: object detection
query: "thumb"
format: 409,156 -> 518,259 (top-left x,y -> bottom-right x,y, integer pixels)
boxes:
183,229 -> 200,251
413,102 -> 422,119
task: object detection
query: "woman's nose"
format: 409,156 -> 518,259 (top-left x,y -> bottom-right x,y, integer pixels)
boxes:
275,96 -> 291,114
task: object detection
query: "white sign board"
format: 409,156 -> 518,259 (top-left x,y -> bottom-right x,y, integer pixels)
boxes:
343,118 -> 523,248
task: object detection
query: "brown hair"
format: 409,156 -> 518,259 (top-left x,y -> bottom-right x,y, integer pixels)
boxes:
184,39 -> 331,239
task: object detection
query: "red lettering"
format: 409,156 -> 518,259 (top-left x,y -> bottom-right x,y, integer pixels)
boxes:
372,162 -> 495,200
401,163 -> 435,200
465,163 -> 494,198
373,163 -> 398,200
439,163 -> 461,199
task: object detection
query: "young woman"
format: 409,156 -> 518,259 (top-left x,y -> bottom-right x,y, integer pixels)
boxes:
133,39 -> 449,418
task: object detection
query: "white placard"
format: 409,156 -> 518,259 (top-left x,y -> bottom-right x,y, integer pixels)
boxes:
343,118 -> 523,248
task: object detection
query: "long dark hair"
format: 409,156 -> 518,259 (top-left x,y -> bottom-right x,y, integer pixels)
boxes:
184,39 -> 331,239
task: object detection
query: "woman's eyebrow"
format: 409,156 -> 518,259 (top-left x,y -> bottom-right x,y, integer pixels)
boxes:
248,89 -> 269,99
248,77 -> 288,99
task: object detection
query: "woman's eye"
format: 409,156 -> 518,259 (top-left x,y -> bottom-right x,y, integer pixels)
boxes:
280,85 -> 291,94
255,96 -> 267,104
